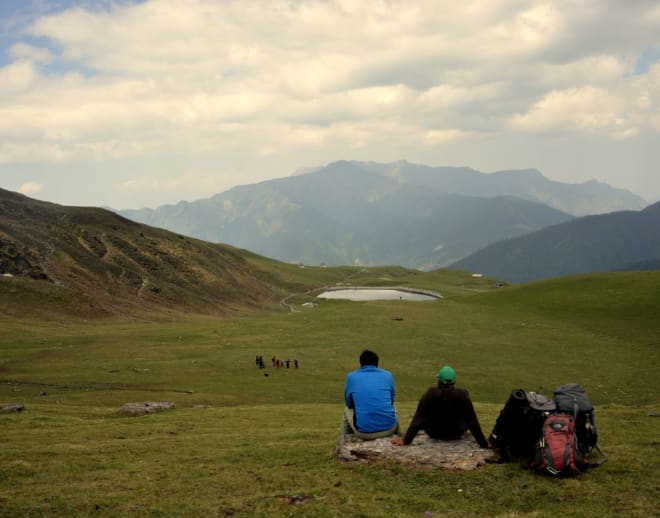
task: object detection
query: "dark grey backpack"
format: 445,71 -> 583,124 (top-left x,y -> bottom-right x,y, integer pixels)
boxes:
553,384 -> 598,454
489,389 -> 555,459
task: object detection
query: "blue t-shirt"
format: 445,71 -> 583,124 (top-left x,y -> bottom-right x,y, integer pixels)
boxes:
344,365 -> 397,433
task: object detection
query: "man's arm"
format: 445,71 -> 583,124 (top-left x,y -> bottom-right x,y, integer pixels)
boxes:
344,374 -> 354,408
464,395 -> 488,448
399,412 -> 424,445
392,389 -> 431,446
389,371 -> 395,404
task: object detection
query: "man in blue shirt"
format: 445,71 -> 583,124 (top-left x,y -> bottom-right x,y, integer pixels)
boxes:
343,350 -> 399,439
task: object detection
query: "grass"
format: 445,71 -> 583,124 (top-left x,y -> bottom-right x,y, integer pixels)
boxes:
1,270 -> 659,516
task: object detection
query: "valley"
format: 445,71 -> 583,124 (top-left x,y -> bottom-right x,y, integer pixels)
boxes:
1,267 -> 658,516
1,186 -> 658,516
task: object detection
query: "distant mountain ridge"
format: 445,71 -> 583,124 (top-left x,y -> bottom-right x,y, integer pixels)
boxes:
302,161 -> 647,216
119,160 -> 643,269
120,161 -> 580,269
449,201 -> 660,283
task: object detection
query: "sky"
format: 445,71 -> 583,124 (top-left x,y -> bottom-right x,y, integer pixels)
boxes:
0,0 -> 659,210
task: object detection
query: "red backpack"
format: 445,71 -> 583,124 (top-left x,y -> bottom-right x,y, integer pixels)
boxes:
531,413 -> 589,476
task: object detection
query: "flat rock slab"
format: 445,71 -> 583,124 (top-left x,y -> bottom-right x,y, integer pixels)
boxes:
119,401 -> 174,416
338,432 -> 498,470
1,403 -> 25,413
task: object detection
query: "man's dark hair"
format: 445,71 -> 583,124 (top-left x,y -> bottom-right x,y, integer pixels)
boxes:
359,349 -> 379,367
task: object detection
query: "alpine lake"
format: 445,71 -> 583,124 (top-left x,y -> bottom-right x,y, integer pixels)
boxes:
317,287 -> 440,301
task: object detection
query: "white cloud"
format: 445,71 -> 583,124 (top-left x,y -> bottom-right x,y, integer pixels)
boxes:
508,86 -> 644,138
422,129 -> 479,145
0,0 -> 658,205
2,0 -> 653,155
9,43 -> 53,63
115,169 -> 239,200
18,181 -> 44,196
0,61 -> 38,95
491,3 -> 564,57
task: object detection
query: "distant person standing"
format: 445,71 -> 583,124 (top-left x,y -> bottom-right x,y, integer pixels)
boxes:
392,365 -> 489,448
343,349 -> 399,439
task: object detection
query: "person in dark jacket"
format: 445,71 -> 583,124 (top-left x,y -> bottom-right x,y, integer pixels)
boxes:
392,365 -> 489,448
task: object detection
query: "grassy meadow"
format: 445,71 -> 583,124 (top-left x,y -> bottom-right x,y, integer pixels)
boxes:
1,268 -> 659,517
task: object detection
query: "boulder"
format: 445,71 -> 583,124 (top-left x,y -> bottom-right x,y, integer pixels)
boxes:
119,401 -> 174,416
337,431 -> 498,470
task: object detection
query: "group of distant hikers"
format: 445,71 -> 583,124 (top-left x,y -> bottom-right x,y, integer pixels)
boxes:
255,355 -> 299,369
342,349 -> 605,476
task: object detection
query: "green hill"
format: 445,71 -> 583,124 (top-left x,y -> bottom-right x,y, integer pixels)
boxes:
0,187 -> 493,317
450,201 -> 660,283
1,270 -> 658,516
0,187 -> 297,317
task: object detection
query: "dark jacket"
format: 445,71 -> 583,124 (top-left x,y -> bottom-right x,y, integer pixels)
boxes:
402,383 -> 488,447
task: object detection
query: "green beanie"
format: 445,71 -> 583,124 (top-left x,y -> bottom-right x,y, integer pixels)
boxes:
437,365 -> 456,384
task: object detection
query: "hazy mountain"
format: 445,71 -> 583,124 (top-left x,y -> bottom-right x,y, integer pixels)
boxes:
0,188 -> 284,317
330,160 -> 647,216
120,161 -> 574,269
449,201 -> 660,283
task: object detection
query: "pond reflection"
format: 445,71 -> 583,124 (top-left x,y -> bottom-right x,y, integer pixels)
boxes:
317,288 -> 438,301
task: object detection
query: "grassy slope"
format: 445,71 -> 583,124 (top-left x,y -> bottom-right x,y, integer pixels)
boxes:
1,188 -> 294,318
1,270 -> 658,517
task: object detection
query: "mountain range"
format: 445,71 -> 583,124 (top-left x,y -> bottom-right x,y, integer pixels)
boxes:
1,168 -> 657,304
119,160 -> 645,270
314,161 -> 646,216
449,201 -> 660,283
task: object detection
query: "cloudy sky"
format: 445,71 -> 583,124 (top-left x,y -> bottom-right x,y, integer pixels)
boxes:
0,0 -> 659,209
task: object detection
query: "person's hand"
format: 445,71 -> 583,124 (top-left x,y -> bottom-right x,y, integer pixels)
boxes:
391,437 -> 405,446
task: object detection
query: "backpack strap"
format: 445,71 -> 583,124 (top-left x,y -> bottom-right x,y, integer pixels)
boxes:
589,444 -> 608,467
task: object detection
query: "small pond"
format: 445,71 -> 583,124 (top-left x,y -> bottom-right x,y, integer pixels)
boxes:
317,288 -> 439,301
